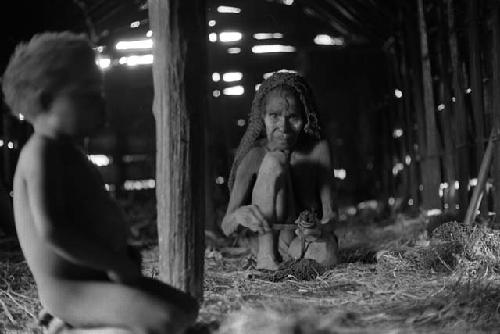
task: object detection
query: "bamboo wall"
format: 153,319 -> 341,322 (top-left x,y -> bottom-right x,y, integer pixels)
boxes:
387,0 -> 499,223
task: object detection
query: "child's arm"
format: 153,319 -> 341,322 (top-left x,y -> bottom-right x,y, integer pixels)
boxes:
25,141 -> 139,281
316,140 -> 337,225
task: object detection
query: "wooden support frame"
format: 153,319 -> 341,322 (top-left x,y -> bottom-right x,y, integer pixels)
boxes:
436,1 -> 457,215
148,0 -> 207,299
492,3 -> 500,225
417,0 -> 442,211
446,0 -> 470,220
467,0 -> 487,217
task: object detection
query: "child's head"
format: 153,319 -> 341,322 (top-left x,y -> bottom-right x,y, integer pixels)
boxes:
2,31 -> 104,133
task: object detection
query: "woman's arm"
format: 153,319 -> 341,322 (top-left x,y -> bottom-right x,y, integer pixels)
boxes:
315,140 -> 337,224
221,147 -> 270,235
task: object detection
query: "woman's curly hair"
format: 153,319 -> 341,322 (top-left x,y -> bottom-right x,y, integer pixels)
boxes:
227,72 -> 322,191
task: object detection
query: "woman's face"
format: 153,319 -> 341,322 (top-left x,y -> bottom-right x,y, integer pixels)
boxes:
263,88 -> 304,150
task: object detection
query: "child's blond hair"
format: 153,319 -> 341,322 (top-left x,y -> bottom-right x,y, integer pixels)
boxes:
1,31 -> 96,121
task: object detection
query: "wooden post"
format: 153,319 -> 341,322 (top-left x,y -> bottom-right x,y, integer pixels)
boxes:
464,129 -> 495,225
417,0 -> 442,211
467,0 -> 487,216
148,0 -> 206,299
436,1 -> 457,215
446,0 -> 469,219
492,4 -> 500,225
397,10 -> 419,207
388,46 -> 409,200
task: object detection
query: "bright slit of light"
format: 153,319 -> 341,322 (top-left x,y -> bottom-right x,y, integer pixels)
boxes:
392,163 -> 404,175
123,179 -> 156,191
119,54 -> 153,66
263,72 -> 274,80
146,30 -> 152,37
358,200 -> 378,210
115,39 -> 152,50
334,169 -> 346,180
96,57 -> 111,70
252,45 -> 296,53
313,34 -> 344,46
426,209 -> 442,217
104,184 -> 115,192
263,69 -> 296,79
88,155 -> 111,167
346,206 -> 357,216
209,20 -> 216,27
393,128 -> 403,138
212,72 -> 221,82
130,21 -> 140,28
394,89 -> 403,98
223,72 -> 243,82
209,33 -> 217,42
227,47 -> 241,54
219,31 -> 242,42
253,33 -> 284,40
217,5 -> 241,13
223,85 -> 245,96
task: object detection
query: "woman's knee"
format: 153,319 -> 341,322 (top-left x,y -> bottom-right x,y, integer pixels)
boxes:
258,151 -> 288,178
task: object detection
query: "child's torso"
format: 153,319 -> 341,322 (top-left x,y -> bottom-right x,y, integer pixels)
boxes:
13,138 -> 128,283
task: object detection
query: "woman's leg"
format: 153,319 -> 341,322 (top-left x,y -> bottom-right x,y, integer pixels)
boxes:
252,152 -> 292,270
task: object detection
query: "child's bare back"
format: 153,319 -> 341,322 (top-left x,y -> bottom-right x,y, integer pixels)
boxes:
14,135 -> 129,288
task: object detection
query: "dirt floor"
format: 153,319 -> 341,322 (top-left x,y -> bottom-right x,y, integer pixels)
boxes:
2,210 -> 500,333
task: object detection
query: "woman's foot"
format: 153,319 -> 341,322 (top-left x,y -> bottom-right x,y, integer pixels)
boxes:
256,255 -> 280,270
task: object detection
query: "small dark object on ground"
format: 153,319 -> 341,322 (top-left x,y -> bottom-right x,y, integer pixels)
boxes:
186,321 -> 219,334
267,258 -> 328,281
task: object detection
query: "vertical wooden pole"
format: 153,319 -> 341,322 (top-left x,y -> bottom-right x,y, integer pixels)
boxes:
204,109 -> 215,232
404,6 -> 427,207
148,0 -> 206,299
491,4 -> 500,224
388,46 -> 409,200
397,10 -> 419,207
467,0 -> 487,216
417,0 -> 442,211
436,1 -> 457,215
446,0 -> 469,219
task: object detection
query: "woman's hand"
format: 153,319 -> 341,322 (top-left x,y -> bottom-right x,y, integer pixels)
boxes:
221,205 -> 271,235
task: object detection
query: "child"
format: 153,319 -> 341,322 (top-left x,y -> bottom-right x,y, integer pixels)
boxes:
221,73 -> 339,270
2,31 -> 198,333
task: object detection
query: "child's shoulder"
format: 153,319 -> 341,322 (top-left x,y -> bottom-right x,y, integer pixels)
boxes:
17,136 -> 62,173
